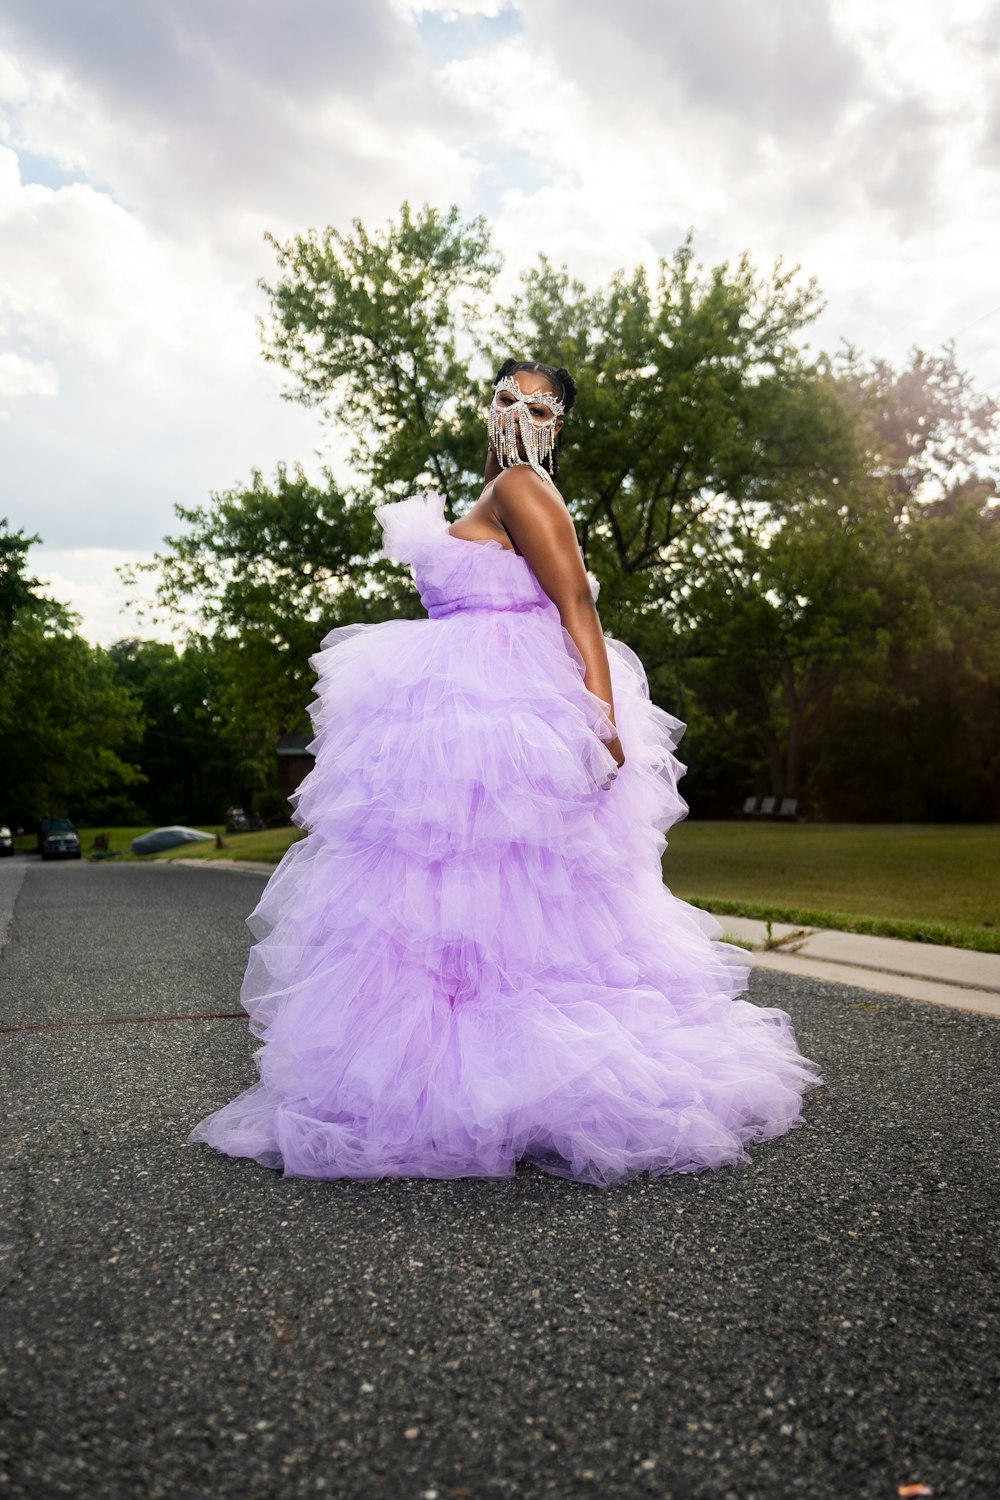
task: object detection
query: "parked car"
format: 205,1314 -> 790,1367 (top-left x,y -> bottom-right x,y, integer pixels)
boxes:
38,818 -> 82,860
0,825 -> 13,857
130,826 -> 214,856
224,805 -> 263,834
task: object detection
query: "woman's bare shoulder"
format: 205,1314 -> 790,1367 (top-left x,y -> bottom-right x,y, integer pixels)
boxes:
491,469 -> 578,558
492,466 -> 568,519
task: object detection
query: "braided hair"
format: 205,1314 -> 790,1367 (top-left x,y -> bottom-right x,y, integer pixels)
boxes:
492,357 -> 578,478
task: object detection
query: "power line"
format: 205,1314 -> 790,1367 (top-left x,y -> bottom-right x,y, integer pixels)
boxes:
947,302 -> 1000,342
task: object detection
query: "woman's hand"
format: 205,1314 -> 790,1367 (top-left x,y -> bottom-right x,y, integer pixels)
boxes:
606,733 -> 625,769
594,701 -> 624,787
596,730 -> 625,790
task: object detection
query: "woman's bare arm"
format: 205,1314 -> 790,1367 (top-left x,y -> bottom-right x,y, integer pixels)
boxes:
492,468 -> 624,766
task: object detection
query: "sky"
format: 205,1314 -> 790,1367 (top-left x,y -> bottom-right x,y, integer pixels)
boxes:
1,0 -> 999,643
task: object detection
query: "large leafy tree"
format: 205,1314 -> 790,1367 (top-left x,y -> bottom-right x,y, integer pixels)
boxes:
105,638 -> 236,824
0,521 -> 145,823
839,344 -> 999,515
137,213 -> 853,743
0,522 -> 43,639
257,201 -> 499,505
490,248 -> 860,661
674,477 -> 914,808
129,203 -> 501,751
124,461 -> 424,751
807,484 -> 1000,821
672,349 -> 1000,814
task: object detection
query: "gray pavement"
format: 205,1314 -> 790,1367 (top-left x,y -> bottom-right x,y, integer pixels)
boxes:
1,857 -> 997,1499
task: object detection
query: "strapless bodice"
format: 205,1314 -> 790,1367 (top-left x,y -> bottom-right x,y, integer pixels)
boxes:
373,491 -> 598,619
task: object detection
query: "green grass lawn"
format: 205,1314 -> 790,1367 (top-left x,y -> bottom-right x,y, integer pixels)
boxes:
14,823 -> 301,861
152,827 -> 306,863
664,821 -> 1000,952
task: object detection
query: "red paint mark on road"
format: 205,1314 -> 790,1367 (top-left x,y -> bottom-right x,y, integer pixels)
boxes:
0,1012 -> 246,1035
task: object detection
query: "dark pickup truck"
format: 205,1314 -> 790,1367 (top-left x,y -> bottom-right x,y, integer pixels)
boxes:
38,818 -> 82,860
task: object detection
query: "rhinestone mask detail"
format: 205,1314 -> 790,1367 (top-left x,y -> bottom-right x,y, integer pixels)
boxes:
487,375 -> 565,480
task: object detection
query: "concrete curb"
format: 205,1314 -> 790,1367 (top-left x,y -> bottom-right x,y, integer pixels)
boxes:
163,857 -> 1000,1020
166,857 -> 277,875
749,950 -> 1000,1018
716,916 -> 1000,1018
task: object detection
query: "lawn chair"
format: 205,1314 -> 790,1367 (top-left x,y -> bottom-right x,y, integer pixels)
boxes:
741,796 -> 758,817
778,798 -> 799,820
758,796 -> 777,817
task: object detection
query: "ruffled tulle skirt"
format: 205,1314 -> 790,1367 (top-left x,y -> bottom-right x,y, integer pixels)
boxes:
189,605 -> 821,1187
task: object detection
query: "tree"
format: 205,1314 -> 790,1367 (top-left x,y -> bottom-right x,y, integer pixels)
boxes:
808,486 -> 1000,821
128,204 -> 502,754
0,520 -> 146,823
674,474 -> 914,809
123,462 -> 424,755
138,216 -> 856,755
0,522 -> 44,639
671,349 -> 1000,816
105,638 -> 236,824
839,344 -> 999,516
490,248 -> 861,669
257,201 -> 500,505
0,623 -> 145,825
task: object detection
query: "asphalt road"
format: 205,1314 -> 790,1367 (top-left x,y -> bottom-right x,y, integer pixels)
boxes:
0,858 -> 997,1500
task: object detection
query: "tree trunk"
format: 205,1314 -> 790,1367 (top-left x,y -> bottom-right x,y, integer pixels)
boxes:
784,711 -> 804,800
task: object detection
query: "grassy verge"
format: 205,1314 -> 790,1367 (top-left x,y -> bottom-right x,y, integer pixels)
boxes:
170,819 -> 998,953
686,898 -> 999,954
153,828 -> 306,863
664,821 -> 1000,954
14,825 -> 296,862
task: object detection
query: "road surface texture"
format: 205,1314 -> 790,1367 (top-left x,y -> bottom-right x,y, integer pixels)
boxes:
1,860 -> 996,1499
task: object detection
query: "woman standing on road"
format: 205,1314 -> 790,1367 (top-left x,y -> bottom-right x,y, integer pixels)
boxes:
189,358 -> 821,1186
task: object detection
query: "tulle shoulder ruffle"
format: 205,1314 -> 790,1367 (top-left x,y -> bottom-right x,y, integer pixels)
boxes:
373,487 -> 601,606
373,490 -> 447,566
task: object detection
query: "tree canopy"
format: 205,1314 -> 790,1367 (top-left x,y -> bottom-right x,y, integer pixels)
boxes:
0,522 -> 146,824
115,203 -> 1000,822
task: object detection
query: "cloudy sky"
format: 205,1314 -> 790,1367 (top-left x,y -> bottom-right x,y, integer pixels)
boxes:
2,0 -> 999,643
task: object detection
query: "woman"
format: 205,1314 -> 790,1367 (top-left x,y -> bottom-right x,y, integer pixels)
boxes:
189,358 -> 821,1187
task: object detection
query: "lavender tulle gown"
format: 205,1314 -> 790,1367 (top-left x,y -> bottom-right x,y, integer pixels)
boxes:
189,491 -> 821,1186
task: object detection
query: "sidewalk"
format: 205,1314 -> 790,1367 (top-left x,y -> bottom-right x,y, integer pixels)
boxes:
714,915 -> 1000,1019
166,856 -> 1000,1019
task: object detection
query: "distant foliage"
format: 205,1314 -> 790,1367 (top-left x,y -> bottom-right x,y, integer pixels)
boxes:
0,521 -> 145,824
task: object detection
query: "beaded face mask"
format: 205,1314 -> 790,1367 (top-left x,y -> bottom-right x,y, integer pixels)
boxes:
487,374 -> 565,480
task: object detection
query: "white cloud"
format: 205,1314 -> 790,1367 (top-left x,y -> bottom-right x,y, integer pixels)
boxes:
391,0 -> 515,17
0,348 -> 57,397
441,0 -> 1000,377
30,545 -> 183,647
0,142 -> 325,554
0,6 -> 477,248
0,3 -> 486,606
0,145 -> 229,373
